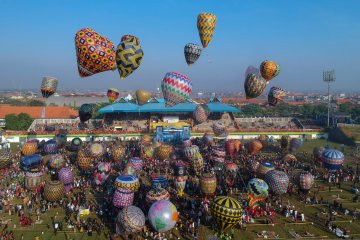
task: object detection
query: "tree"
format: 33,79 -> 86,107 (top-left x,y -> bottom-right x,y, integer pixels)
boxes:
5,113 -> 33,131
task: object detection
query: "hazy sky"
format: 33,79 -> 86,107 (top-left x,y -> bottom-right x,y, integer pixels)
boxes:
0,0 -> 359,93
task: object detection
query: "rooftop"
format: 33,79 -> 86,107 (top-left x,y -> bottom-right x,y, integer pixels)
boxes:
0,105 -> 78,119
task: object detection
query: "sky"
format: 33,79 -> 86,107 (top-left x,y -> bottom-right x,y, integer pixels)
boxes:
0,0 -> 359,93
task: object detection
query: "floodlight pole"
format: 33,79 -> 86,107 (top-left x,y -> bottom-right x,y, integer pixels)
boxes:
323,70 -> 336,128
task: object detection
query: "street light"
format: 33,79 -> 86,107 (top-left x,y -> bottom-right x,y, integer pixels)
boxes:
323,70 -> 336,127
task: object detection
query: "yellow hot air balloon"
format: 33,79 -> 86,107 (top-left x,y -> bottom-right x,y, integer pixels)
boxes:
136,89 -> 152,105
197,13 -> 217,48
260,60 -> 280,81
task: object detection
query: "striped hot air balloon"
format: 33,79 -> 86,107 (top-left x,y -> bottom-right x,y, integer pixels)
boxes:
197,13 -> 217,48
322,149 -> 344,170
210,196 -> 242,231
161,72 -> 192,107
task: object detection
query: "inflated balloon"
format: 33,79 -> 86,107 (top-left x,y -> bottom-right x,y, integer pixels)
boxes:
152,176 -> 168,189
184,43 -> 202,65
258,135 -> 269,145
313,147 -> 325,160
111,144 -> 126,162
280,135 -> 289,149
146,188 -> 170,206
129,157 -> 144,172
141,145 -> 154,160
244,66 -> 260,78
200,172 -> 217,195
156,144 -> 173,161
248,159 -> 260,173
225,140 -> 235,159
117,206 -> 145,233
96,162 -> 111,174
282,153 -> 297,162
211,196 -> 242,231
260,60 -> 280,81
244,73 -> 267,99
77,149 -> 92,170
174,178 -> 187,195
197,12 -> 217,48
25,172 -> 43,191
58,167 -> 74,193
22,141 -> 38,156
93,171 -> 109,185
183,145 -> 199,161
114,175 -> 139,192
192,151 -> 204,176
268,87 -> 286,106
44,180 -> 65,202
141,134 -> 152,146
225,162 -> 238,174
113,189 -> 134,208
20,155 -> 42,172
75,28 -> 116,77
136,89 -> 152,105
54,134 -> 67,148
193,104 -> 210,123
89,143 -> 104,158
161,72 -> 192,107
289,138 -> 301,152
124,164 -> 137,176
48,154 -> 64,170
107,88 -> 120,103
322,149 -> 344,170
298,172 -> 314,193
257,162 -> 275,178
213,121 -> 226,136
79,104 -> 93,122
202,133 -> 214,146
174,161 -> 187,177
148,200 -> 178,233
43,140 -> 58,155
71,137 -> 82,151
121,34 -> 138,42
247,178 -> 269,206
265,170 -> 289,195
246,139 -> 263,155
41,76 -> 58,98
116,35 -> 144,79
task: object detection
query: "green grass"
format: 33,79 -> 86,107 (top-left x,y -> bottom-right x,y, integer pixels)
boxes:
340,126 -> 360,141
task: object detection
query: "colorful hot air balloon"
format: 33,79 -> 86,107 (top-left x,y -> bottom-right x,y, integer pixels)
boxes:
70,137 -> 82,151
146,188 -> 170,206
298,172 -> 314,193
128,157 -> 144,172
246,140 -> 263,155
156,144 -> 173,161
152,176 -> 168,189
114,175 -> 139,192
192,151 -> 204,176
322,149 -> 344,170
111,144 -> 126,163
257,162 -> 275,178
141,145 -> 154,160
89,143 -> 104,158
136,89 -> 151,105
200,172 -> 217,195
225,140 -> 235,159
202,133 -> 214,146
197,13 -> 217,48
264,170 -> 289,195
107,88 -> 120,103
41,77 -> 58,98
77,149 -> 92,170
280,135 -> 289,149
161,72 -> 192,107
282,154 -> 297,162
21,141 -> 38,156
113,189 -> 134,208
268,87 -> 286,106
79,104 -> 93,122
48,154 -> 64,170
289,138 -> 301,152
210,196 -> 242,231
174,178 -> 187,195
183,145 -> 200,161
184,43 -> 202,65
213,121 -> 226,136
93,162 -> 111,185
247,178 -> 269,207
43,140 -> 58,155
148,200 -> 179,233
116,35 -> 144,79
25,172 -> 43,191
58,167 -> 74,193
117,206 -> 145,233
260,60 -> 280,81
75,28 -> 116,77
244,73 -> 267,99
193,104 -> 210,123
44,180 -> 65,202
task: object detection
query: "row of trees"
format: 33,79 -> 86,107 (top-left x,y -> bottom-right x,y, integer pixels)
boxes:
5,113 -> 33,131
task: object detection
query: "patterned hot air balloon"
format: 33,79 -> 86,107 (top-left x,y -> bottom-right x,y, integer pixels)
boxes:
247,178 -> 269,207
152,176 -> 168,189
48,154 -> 64,170
43,140 -> 58,155
113,189 -> 134,208
210,196 -> 242,231
257,162 -> 275,178
183,145 -> 199,161
246,139 -> 263,155
21,141 -> 38,156
114,175 -> 139,192
280,135 -> 290,149
322,149 -> 344,170
225,140 -> 235,159
79,104 -> 93,122
200,172 -> 217,195
193,104 -> 210,123
117,206 -> 145,233
41,76 -> 58,98
107,88 -> 120,103
148,200 -> 179,233
75,28 -> 116,77
70,137 -> 82,152
202,133 -> 214,146
213,121 -> 226,136
136,89 -> 152,105
268,87 -> 286,106
44,180 -> 65,202
111,144 -> 126,163
197,13 -> 217,48
184,43 -> 202,65
116,35 -> 144,79
146,188 -> 170,206
298,172 -> 314,193
260,60 -> 280,81
93,162 -> 111,185
244,66 -> 260,78
248,159 -> 260,173
244,73 -> 267,99
161,72 -> 192,107
77,149 -> 92,170
264,170 -> 289,195
192,151 -> 204,176
25,172 -> 43,191
89,143 -> 104,158
129,157 -> 144,172
58,167 -> 74,193
174,161 -> 187,177
156,144 -> 173,161
141,145 -> 155,160
174,178 -> 187,195
289,138 -> 301,152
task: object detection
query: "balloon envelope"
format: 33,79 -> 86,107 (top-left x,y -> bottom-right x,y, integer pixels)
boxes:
210,196 -> 242,231
184,43 -> 202,65
79,104 -> 93,122
260,60 -> 280,81
107,88 -> 120,103
193,104 -> 210,123
41,76 -> 58,98
264,170 -> 289,195
117,206 -> 145,233
322,149 -> 344,170
197,13 -> 217,48
136,89 -> 152,105
161,72 -> 192,107
268,87 -> 286,106
148,200 -> 178,233
244,73 -> 266,99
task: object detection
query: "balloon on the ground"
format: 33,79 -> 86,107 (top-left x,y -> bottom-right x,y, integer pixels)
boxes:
136,89 -> 152,105
225,140 -> 235,159
298,172 -> 314,193
184,145 -> 199,161
48,154 -> 64,170
44,180 -> 65,202
322,149 -> 344,170
77,149 -> 92,170
184,43 -> 202,65
25,172 -> 43,191
244,73 -> 267,99
200,172 -> 217,195
75,28 -> 116,77
113,189 -> 134,208
117,206 -> 145,233
116,35 -> 144,79
107,88 -> 120,103
268,87 -> 286,106
197,12 -> 217,48
202,133 -> 214,146
161,72 -> 192,107
210,196 -> 242,231
193,104 -> 210,123
54,134 -> 67,148
89,143 -> 104,158
58,167 -> 74,193
43,140 -> 58,155
264,170 -> 289,195
246,139 -> 263,155
290,138 -> 301,152
260,60 -> 280,81
21,141 -> 38,156
213,121 -> 226,136
257,162 -> 275,178
313,147 -> 325,160
282,153 -> 297,162
129,157 -> 144,172
111,144 -> 126,163
152,176 -> 168,189
146,188 -> 170,206
79,104 -> 93,122
156,144 -> 173,161
247,178 -> 269,206
41,76 -> 58,98
114,175 -> 139,192
148,200 -> 179,233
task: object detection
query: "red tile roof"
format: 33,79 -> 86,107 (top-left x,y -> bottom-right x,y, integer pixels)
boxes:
336,99 -> 354,104
0,105 -> 78,119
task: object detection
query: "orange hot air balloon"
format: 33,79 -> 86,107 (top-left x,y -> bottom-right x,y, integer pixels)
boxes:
246,139 -> 263,155
260,60 -> 280,81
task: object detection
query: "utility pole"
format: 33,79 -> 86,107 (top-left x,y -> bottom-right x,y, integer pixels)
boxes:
323,70 -> 336,127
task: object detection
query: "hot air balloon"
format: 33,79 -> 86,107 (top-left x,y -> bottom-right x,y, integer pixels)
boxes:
248,159 -> 260,173
48,154 -> 65,170
257,162 -> 275,178
129,157 -> 144,172
136,89 -> 152,105
258,135 -> 269,145
246,139 -> 263,155
54,134 -> 67,148
146,188 -> 170,206
161,72 -> 192,107
174,161 -> 187,177
123,164 -> 137,176
244,66 -> 260,78
75,28 -> 116,77
225,162 -> 238,187
282,153 -> 297,162
116,35 -> 144,79
197,12 -> 217,48
289,138 -> 301,152
202,133 -> 214,146
70,137 -> 82,152
225,140 -> 235,159
260,60 -> 280,81
184,43 -> 202,65
141,145 -> 154,160
77,149 -> 92,170
264,170 -> 289,195
89,143 -> 104,158
156,144 -> 173,161
210,196 -> 242,231
322,149 -> 344,170
44,180 -> 65,202
93,162 -> 111,185
174,178 -> 187,195
182,139 -> 192,147
280,135 -> 289,149
58,167 -> 74,193
148,200 -> 179,233
152,176 -> 168,189
244,73 -> 267,99
21,141 -> 38,156
41,76 -> 58,98
200,172 -> 217,195
117,206 -> 145,233
298,172 -> 314,193
193,104 -> 210,123
141,134 -> 152,146
79,104 -> 93,122
107,88 -> 120,103
192,151 -> 204,176
43,140 -> 58,155
313,147 -> 325,160
25,172 -> 43,191
268,87 -> 286,106
20,154 -> 42,172
183,145 -> 199,161
114,175 -> 139,192
113,189 -> 134,208
213,121 -> 226,137
247,178 -> 269,207
111,144 -> 126,163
